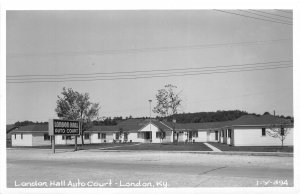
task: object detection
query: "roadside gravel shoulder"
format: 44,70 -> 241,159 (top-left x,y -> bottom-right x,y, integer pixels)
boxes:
7,148 -> 293,169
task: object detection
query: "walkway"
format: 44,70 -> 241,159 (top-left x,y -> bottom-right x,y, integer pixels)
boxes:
204,143 -> 222,152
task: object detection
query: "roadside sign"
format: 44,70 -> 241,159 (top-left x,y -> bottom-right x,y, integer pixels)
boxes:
48,119 -> 81,153
48,119 -> 81,135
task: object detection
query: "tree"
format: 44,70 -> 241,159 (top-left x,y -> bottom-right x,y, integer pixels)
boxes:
55,87 -> 100,146
119,127 -> 124,143
267,122 -> 291,148
153,84 -> 182,143
159,131 -> 166,143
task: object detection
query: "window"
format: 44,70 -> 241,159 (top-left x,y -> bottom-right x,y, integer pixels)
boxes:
115,132 -> 119,140
225,130 -> 227,137
192,131 -> 198,138
228,129 -> 231,138
14,134 -> 16,139
21,133 -> 23,140
281,128 -> 285,136
44,133 -> 50,141
137,132 -> 141,138
84,133 -> 90,139
262,128 -> 266,136
124,133 -> 128,140
98,133 -> 101,139
188,131 -> 192,139
156,132 -> 160,138
222,130 -> 224,137
101,133 -> 106,139
66,136 -> 71,140
62,136 -> 65,140
156,132 -> 166,139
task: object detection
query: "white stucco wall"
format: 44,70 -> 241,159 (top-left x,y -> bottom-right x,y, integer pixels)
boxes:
208,131 -> 219,142
140,123 -> 163,143
220,130 -> 227,144
137,123 -> 173,143
11,133 -> 33,146
127,132 -> 141,142
226,129 -> 233,145
90,133 -> 102,143
163,131 -> 173,143
234,128 -> 293,146
12,133 -> 83,146
54,135 -> 83,145
178,132 -> 187,142
194,131 -> 207,142
86,132 -> 115,143
105,133 -> 114,143
182,131 -> 208,142
55,135 -> 69,145
32,133 -> 51,146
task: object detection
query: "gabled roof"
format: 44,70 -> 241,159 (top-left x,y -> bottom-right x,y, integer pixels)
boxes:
87,125 -> 119,132
230,115 -> 293,126
87,119 -> 151,132
173,121 -> 232,131
118,119 -> 148,131
6,124 -> 18,133
11,124 -> 48,133
11,115 -> 293,134
148,120 -> 173,131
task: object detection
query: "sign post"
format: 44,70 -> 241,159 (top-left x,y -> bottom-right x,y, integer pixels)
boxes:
51,135 -> 55,154
74,135 -> 77,151
49,119 -> 81,154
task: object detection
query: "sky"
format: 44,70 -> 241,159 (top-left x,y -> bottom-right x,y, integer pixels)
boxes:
6,10 -> 293,124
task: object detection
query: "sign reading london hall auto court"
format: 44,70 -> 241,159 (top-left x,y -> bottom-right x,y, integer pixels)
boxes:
48,119 -> 81,135
48,119 -> 81,153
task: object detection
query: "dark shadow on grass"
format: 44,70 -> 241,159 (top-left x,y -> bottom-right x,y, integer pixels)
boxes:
9,142 -> 214,151
209,142 -> 293,153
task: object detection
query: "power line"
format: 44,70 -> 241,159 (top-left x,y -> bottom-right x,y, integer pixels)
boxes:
215,10 -> 293,26
7,62 -> 291,81
250,10 -> 293,20
7,65 -> 292,84
7,60 -> 292,78
7,64 -> 291,81
237,10 -> 292,24
7,38 -> 291,58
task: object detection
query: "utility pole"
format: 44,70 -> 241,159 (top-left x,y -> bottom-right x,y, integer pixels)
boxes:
51,135 -> 55,154
148,100 -> 152,120
173,118 -> 176,144
148,100 -> 152,142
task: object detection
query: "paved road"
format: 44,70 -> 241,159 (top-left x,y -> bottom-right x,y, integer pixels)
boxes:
7,149 -> 293,187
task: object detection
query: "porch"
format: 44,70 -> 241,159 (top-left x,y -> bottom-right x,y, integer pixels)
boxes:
138,131 -> 153,143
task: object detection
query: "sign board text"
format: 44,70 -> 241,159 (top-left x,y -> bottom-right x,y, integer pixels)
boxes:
49,119 -> 81,135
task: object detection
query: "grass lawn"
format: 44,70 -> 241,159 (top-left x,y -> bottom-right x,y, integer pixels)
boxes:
9,143 -> 138,150
209,142 -> 293,153
9,142 -> 212,151
103,142 -> 212,151
6,140 -> 12,148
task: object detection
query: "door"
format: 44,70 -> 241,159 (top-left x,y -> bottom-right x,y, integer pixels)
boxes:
188,131 -> 192,141
145,132 -> 152,140
215,131 -> 218,141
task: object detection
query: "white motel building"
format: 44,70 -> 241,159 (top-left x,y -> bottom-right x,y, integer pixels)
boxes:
11,114 -> 293,147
